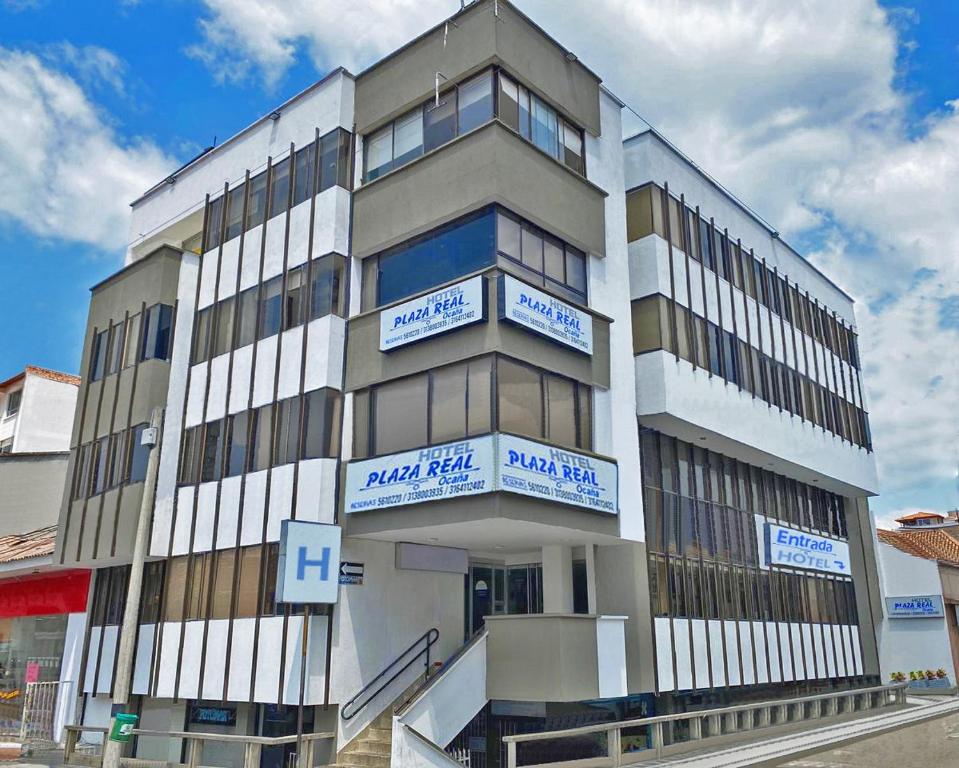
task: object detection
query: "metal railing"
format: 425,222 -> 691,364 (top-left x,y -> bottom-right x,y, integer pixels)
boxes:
341,627 -> 439,721
63,724 -> 335,768
503,683 -> 908,768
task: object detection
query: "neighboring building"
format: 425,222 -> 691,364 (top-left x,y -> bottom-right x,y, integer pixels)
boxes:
53,1 -> 882,765
0,367 -> 86,746
876,514 -> 959,687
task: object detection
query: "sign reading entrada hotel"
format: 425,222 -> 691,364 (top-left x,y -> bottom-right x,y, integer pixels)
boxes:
759,521 -> 851,576
344,434 -> 618,515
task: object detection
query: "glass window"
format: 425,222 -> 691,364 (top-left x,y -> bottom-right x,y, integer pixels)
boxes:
258,276 -> 283,340
192,306 -> 212,364
284,265 -> 306,330
544,374 -> 576,448
543,235 -> 565,283
178,426 -> 199,485
107,323 -> 124,376
200,418 -> 224,482
246,170 -> 268,230
530,94 -> 559,159
226,411 -> 249,477
235,546 -> 261,618
140,561 -> 165,624
128,423 -> 150,482
431,363 -> 468,444
518,83 -> 531,141
211,550 -> 235,620
141,304 -> 173,362
303,389 -> 341,459
250,404 -> 273,473
123,313 -> 141,368
89,328 -> 109,381
292,142 -> 315,207
467,356 -> 493,436
498,72 -> 520,132
365,124 -> 393,181
186,553 -> 212,620
496,211 -> 521,261
204,195 -> 224,252
457,70 -> 493,134
236,286 -> 258,348
424,92 -> 456,152
561,119 -> 584,174
310,253 -> 346,319
373,374 -> 428,455
269,157 -> 290,218
520,223 -> 544,273
319,130 -> 341,192
393,109 -> 424,168
497,358 -> 542,439
565,247 -> 587,296
164,557 -> 188,622
225,183 -> 245,241
91,436 -> 109,495
213,296 -> 235,358
274,396 -> 301,466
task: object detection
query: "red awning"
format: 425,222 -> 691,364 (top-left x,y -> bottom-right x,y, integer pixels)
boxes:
0,570 -> 90,618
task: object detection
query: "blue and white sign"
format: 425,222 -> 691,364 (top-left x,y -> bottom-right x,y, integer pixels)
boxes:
345,434 -> 618,515
885,595 -> 945,618
344,437 -> 496,513
276,520 -> 342,604
497,434 -> 617,514
498,275 -> 593,354
379,276 -> 486,351
759,521 -> 851,576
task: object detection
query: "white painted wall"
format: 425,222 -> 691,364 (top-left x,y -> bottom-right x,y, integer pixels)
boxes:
588,90 -> 644,542
595,616 -> 628,698
876,540 -> 956,682
53,612 -> 86,743
3,372 -> 77,453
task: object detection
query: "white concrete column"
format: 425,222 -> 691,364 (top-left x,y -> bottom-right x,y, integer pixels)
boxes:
542,545 -> 574,613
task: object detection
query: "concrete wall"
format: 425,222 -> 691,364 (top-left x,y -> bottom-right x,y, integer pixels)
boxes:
0,452 -> 68,535
876,540 -> 956,682
354,0 -> 601,137
352,122 -> 607,259
15,374 -> 77,452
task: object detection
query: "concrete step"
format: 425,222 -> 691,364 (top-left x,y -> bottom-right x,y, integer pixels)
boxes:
353,738 -> 391,755
333,751 -> 390,768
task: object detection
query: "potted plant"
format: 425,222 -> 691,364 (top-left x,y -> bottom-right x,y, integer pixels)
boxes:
890,671 -> 906,683
909,670 -> 927,689
927,668 -> 952,689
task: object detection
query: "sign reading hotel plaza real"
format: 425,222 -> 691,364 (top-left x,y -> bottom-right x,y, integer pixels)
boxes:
344,434 -> 617,515
498,275 -> 593,354
379,276 -> 485,351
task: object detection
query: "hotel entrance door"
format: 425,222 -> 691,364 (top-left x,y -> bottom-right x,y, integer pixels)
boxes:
466,563 -> 543,637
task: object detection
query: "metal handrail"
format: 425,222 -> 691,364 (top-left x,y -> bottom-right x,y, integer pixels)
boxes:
341,627 -> 440,721
395,628 -> 488,719
502,682 -> 907,767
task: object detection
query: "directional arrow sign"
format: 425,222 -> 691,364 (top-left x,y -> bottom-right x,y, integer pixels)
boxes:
339,561 -> 364,585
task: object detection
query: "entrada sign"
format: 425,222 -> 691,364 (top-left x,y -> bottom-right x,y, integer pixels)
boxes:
379,276 -> 486,351
498,275 -> 593,354
276,520 -> 342,604
885,595 -> 945,618
344,434 -> 617,515
759,521 -> 851,576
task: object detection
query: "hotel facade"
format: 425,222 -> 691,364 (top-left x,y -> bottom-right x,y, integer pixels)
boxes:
54,1 -> 883,765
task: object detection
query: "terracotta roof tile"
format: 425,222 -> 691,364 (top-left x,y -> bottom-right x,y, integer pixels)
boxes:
895,511 -> 944,522
25,366 -> 80,387
877,528 -> 959,566
0,526 -> 57,565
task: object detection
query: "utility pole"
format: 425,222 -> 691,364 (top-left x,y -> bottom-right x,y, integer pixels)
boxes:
101,406 -> 163,768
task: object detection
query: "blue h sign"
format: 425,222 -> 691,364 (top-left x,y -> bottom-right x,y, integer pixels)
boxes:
277,521 -> 342,604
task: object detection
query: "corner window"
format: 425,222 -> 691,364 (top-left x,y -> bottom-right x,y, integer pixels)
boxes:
140,303 -> 174,362
89,328 -> 109,381
4,390 -> 20,418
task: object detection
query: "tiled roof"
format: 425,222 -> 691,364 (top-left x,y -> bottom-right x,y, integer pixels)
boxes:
895,510 -> 944,522
0,526 -> 57,565
0,366 -> 80,390
877,528 -> 959,566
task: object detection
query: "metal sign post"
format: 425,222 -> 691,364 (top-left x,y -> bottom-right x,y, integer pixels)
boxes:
276,521 -> 342,768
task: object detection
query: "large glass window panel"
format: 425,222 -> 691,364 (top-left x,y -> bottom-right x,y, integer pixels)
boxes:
89,328 -> 109,381
496,211 -> 521,261
373,374 -> 428,455
109,431 -> 127,487
284,265 -> 306,330
201,419 -> 225,482
457,70 -> 493,134
192,306 -> 212,364
393,109 -> 424,168
258,275 -> 283,339
543,235 -> 564,282
274,396 -> 302,466
107,323 -> 125,376
235,546 -> 261,618
544,374 -> 576,448
498,72 -> 520,132
365,124 -> 393,181
213,296 -> 235,358
250,404 -> 273,472
430,363 -> 468,444
178,426 -> 198,485
336,128 -> 352,191
561,119 -> 584,174
225,183 -> 245,241
424,93 -> 456,152
269,157 -> 290,218
123,313 -> 141,368
565,247 -> 587,296
226,411 -> 249,477
236,286 -> 257,348
91,436 -> 109,495
577,385 -> 592,450
303,389 -> 341,459
292,142 -> 315,207
140,304 -> 173,362
246,170 -> 268,230
520,224 -> 544,273
211,550 -> 235,619
164,557 -> 188,622
186,553 -> 212,620
310,253 -> 345,319
466,356 -> 492,436
530,94 -> 558,158
128,423 -> 150,482
497,358 -> 542,440
518,83 -> 531,141
205,196 -> 224,252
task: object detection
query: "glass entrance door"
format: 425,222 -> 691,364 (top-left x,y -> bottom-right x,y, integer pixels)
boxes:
467,563 -> 543,637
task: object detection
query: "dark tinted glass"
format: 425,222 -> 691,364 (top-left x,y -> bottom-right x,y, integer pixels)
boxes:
269,157 -> 290,218
292,142 -> 315,206
236,286 -> 258,348
310,254 -> 345,319
201,419 -> 224,482
89,328 -> 109,380
225,183 -> 245,241
128,423 -> 150,482
205,196 -> 224,251
226,411 -> 249,477
141,304 -> 173,361
303,389 -> 340,459
258,276 -> 283,339
246,171 -> 268,230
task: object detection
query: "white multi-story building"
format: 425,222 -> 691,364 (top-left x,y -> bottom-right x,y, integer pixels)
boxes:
54,2 -> 882,766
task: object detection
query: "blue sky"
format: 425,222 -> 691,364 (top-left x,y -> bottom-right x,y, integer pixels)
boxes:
0,0 -> 956,520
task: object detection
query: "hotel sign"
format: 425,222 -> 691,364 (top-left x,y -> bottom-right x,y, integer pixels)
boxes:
276,520 -> 342,604
345,434 -> 617,515
498,275 -> 593,354
759,521 -> 851,576
885,595 -> 945,619
379,276 -> 486,351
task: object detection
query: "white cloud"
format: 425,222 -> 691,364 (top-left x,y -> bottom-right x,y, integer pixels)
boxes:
187,0 -> 958,505
0,48 -> 177,250
46,42 -> 128,96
